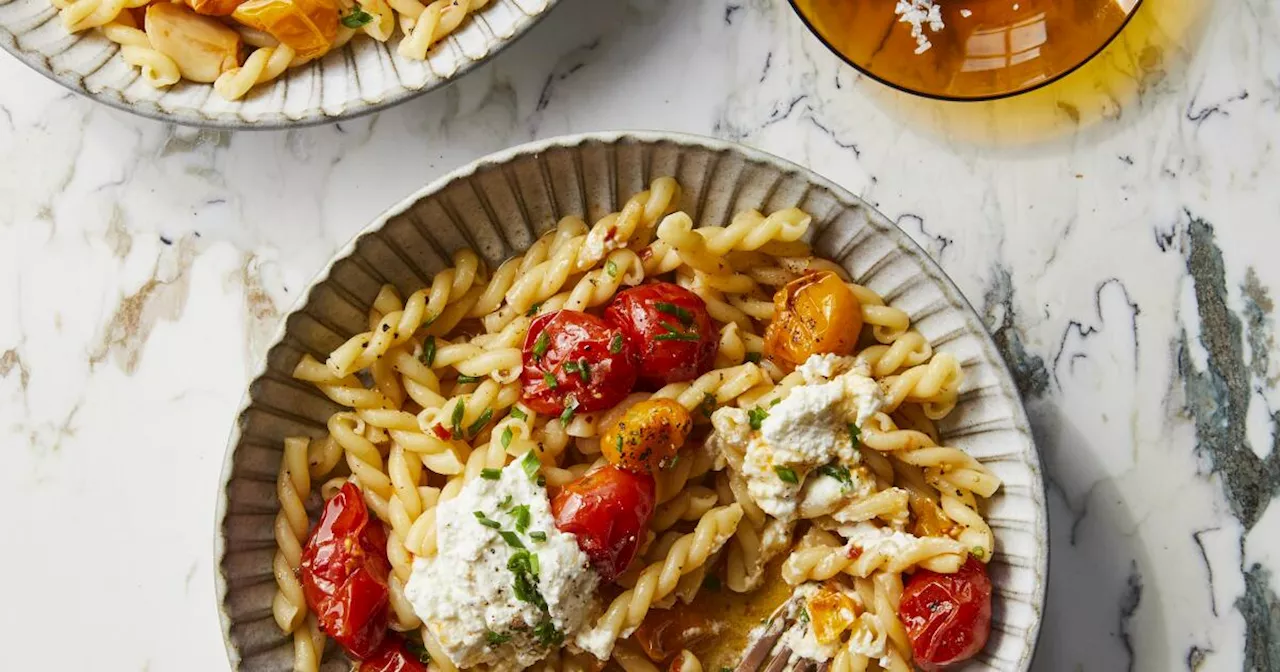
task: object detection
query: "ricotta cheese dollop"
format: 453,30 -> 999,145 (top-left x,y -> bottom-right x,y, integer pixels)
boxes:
404,458 -> 599,672
710,355 -> 883,521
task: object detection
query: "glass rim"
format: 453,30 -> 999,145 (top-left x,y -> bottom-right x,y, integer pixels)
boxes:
786,0 -> 1147,102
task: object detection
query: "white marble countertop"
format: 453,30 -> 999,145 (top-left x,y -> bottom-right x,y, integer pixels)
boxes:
1,0 -> 1276,670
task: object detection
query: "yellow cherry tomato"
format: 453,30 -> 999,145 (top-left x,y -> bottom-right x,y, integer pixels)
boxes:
764,270 -> 863,368
600,398 -> 693,474
232,0 -> 338,61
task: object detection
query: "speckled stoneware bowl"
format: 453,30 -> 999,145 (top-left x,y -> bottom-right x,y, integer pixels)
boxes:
0,0 -> 555,128
215,132 -> 1048,671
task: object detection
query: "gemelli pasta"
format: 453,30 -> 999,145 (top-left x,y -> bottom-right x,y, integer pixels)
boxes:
275,177 -> 1002,672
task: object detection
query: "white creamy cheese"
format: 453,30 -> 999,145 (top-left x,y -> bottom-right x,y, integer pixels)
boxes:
709,355 -> 884,521
405,459 -> 599,672
838,521 -> 921,558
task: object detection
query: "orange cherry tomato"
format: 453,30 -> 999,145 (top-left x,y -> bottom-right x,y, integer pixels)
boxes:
600,398 -> 693,474
520,310 -> 638,416
232,0 -> 338,61
550,465 -> 655,582
764,271 -> 863,369
184,0 -> 244,16
898,556 -> 993,671
300,482 -> 392,659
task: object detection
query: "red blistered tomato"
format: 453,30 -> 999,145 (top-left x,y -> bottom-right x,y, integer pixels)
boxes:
300,482 -> 392,659
358,635 -> 429,672
898,556 -> 993,671
550,465 -> 655,582
520,310 -> 637,416
604,283 -> 715,388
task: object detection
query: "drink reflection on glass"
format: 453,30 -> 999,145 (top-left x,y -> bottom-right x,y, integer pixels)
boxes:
791,0 -> 1143,100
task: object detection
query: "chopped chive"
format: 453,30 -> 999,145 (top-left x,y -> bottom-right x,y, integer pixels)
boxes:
421,336 -> 437,366
533,620 -> 562,647
563,360 -> 580,375
467,407 -> 494,436
654,332 -> 701,342
480,468 -> 502,480
817,463 -> 853,489
521,451 -> 541,481
511,504 -> 531,533
528,552 -> 540,575
606,259 -> 619,277
576,358 -> 591,382
474,511 -> 501,529
529,531 -> 547,542
451,399 -> 466,437
848,423 -> 862,448
499,531 -> 526,549
457,374 -> 483,384
532,332 -> 550,359
609,333 -> 624,354
510,407 -> 528,421
745,351 -> 762,363
526,302 -> 542,317
499,494 -> 513,509
501,427 -> 514,449
748,407 -> 769,431
543,372 -> 558,389
971,546 -> 986,559
615,434 -> 624,454
655,301 -> 694,326
485,630 -> 511,646
798,605 -> 810,624
774,466 -> 799,484
340,7 -> 373,28
560,398 -> 578,426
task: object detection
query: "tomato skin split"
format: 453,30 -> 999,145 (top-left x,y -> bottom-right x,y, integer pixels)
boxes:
299,482 -> 393,660
550,465 -> 656,582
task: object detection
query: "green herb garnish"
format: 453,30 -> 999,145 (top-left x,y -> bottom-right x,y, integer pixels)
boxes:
340,7 -> 374,28
510,407 -> 528,421
774,466 -> 799,484
533,621 -> 563,647
606,260 -> 619,277
971,546 -> 986,559
499,494 -> 513,509
529,531 -> 547,542
521,451 -> 541,481
654,332 -> 701,342
467,407 -> 494,436
655,301 -> 694,326
745,352 -> 762,363
421,335 -> 437,366
474,511 -> 501,529
560,398 -> 578,426
500,530 -> 526,549
817,463 -> 853,489
797,605 -> 810,624
609,333 -> 624,354
485,630 -> 511,646
700,392 -> 716,418
848,423 -> 861,448
480,468 -> 502,480
451,399 -> 466,437
532,332 -> 550,359
511,504 -> 531,533
526,302 -> 542,317
543,372 -> 558,389
748,407 -> 769,431
457,374 -> 483,384
501,427 -> 514,449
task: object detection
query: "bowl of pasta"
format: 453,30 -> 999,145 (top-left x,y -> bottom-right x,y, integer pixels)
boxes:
0,0 -> 556,127
215,131 -> 1048,672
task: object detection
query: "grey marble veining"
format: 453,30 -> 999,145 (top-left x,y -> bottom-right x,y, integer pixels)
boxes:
0,0 -> 1276,670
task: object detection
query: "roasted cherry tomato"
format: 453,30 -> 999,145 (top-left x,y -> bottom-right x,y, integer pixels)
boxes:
600,398 -> 693,474
232,0 -> 338,60
604,283 -> 716,387
634,603 -> 720,662
764,271 -> 862,369
520,310 -> 638,416
300,482 -> 392,659
898,556 -> 993,671
550,465 -> 656,582
357,635 -> 430,672
184,0 -> 243,16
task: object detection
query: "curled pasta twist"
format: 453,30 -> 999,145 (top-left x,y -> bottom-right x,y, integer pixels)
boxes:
650,363 -> 766,418
101,21 -> 180,87
213,45 -> 296,101
781,533 -> 967,585
563,248 -> 646,311
330,412 -> 395,521
860,413 -> 1001,498
650,486 -> 718,532
58,0 -> 144,33
577,504 -> 743,658
326,251 -> 482,377
397,0 -> 492,59
856,330 -> 933,378
878,352 -> 963,418
272,437 -> 313,634
699,208 -> 812,256
293,354 -> 396,410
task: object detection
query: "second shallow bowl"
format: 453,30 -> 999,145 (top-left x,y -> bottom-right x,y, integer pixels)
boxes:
214,131 -> 1048,670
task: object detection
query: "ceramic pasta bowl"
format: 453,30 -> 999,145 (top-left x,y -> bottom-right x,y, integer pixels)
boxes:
0,0 -> 557,128
214,131 -> 1048,670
